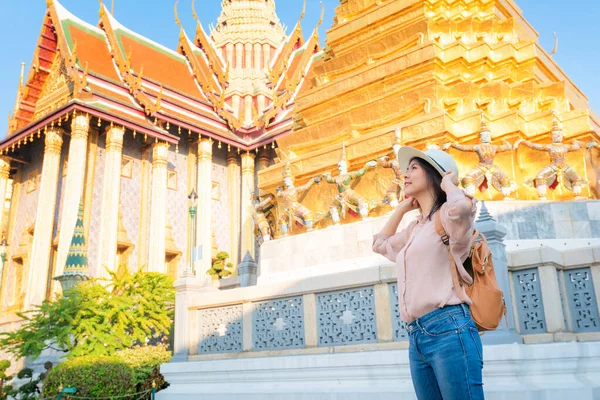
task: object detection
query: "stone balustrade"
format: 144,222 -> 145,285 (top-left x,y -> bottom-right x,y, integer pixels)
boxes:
508,245 -> 600,343
172,200 -> 600,360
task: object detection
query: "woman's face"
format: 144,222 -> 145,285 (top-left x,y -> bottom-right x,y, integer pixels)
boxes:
404,159 -> 429,197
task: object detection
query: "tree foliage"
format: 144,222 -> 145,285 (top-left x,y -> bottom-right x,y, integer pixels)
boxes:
207,251 -> 233,279
42,355 -> 135,398
114,345 -> 171,391
0,269 -> 174,360
0,361 -> 53,400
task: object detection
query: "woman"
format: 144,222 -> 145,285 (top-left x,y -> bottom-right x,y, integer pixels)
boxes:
372,147 -> 484,400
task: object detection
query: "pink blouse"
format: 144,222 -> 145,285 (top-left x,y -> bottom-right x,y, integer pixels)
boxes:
372,189 -> 477,323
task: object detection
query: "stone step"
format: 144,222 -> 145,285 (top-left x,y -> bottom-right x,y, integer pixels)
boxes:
158,341 -> 600,400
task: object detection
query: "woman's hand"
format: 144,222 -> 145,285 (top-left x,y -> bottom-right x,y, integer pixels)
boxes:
441,171 -> 459,193
397,196 -> 419,214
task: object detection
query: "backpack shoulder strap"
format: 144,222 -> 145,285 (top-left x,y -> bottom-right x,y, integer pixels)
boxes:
434,210 -> 467,302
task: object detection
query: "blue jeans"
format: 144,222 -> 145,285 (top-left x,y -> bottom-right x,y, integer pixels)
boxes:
407,304 -> 484,400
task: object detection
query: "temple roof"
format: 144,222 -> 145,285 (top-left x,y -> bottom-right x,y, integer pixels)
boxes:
210,0 -> 286,47
3,0 -> 322,151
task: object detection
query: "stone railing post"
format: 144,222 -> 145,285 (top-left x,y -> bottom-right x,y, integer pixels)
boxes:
238,252 -> 257,287
171,273 -> 203,362
475,202 -> 522,344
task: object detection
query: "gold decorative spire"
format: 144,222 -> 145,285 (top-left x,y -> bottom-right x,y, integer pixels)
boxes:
340,141 -> 347,163
282,162 -> 292,178
552,111 -> 562,133
12,62 -> 25,116
480,111 -> 490,135
210,0 -> 286,47
393,127 -> 402,146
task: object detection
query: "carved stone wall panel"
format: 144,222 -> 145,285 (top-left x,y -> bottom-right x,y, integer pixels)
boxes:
512,268 -> 547,334
252,296 -> 305,351
166,141 -> 189,274
119,138 -> 141,271
4,140 -> 43,308
563,267 -> 600,333
198,304 -> 243,354
316,286 -> 377,346
211,148 -> 230,255
389,283 -> 409,341
88,135 -> 106,278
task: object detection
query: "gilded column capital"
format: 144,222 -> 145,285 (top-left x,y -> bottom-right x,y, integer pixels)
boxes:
0,157 -> 10,179
152,142 -> 170,169
44,128 -> 64,155
227,152 -> 239,166
70,113 -> 90,140
105,125 -> 125,153
198,138 -> 213,162
241,152 -> 255,174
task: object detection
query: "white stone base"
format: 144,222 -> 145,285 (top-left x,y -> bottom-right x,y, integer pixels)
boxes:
158,341 -> 600,400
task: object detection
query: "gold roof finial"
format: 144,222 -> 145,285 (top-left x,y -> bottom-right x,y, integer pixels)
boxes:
174,1 -> 181,28
191,0 -> 200,26
318,2 -> 325,27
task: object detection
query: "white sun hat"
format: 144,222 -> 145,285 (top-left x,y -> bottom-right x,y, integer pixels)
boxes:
396,147 -> 459,177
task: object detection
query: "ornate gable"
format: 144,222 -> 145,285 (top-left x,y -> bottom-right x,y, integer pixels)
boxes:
32,53 -> 72,121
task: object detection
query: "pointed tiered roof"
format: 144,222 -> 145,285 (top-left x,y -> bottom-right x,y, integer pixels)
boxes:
3,0 -> 323,152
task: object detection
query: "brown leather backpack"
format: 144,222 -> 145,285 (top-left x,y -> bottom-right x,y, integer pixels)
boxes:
435,211 -> 507,331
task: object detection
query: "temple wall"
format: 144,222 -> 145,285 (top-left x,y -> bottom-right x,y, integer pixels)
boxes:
120,136 -> 142,271
3,140 -> 43,309
87,134 -> 105,278
211,147 -> 230,256
166,141 -> 190,275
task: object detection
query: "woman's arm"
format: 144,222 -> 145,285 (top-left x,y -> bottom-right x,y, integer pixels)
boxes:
372,198 -> 418,261
440,171 -> 477,240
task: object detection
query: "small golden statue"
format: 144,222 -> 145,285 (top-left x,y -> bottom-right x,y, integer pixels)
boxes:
323,142 -> 377,224
251,193 -> 275,243
378,128 -> 404,208
514,114 -> 584,200
276,163 -> 321,236
443,117 -> 514,199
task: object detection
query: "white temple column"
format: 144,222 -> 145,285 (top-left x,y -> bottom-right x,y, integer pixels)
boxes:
232,95 -> 241,119
97,125 -> 124,280
254,43 -> 262,71
55,113 -> 90,279
240,152 -> 255,257
25,127 -> 63,308
263,44 -> 271,69
244,95 -> 253,125
227,153 -> 240,266
245,43 -> 253,69
257,94 -> 266,115
235,43 -> 244,70
147,142 -> 169,273
225,43 -> 234,68
196,138 -> 212,280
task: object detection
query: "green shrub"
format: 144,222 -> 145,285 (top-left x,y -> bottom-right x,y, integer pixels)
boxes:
42,355 -> 135,398
114,345 -> 171,391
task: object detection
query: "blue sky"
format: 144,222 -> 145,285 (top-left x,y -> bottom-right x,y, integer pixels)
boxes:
1,0 -> 598,136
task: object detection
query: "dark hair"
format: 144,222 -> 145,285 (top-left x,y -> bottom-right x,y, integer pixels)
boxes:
410,157 -> 447,220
